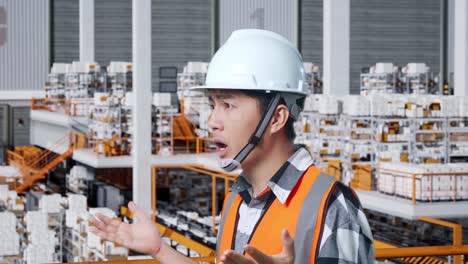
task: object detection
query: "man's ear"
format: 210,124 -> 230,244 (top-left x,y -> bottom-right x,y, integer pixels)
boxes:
270,104 -> 290,134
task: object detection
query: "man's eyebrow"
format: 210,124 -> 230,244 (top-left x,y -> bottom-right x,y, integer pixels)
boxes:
208,94 -> 235,100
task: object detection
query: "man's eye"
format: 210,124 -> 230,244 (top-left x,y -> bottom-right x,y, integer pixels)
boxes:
224,102 -> 233,109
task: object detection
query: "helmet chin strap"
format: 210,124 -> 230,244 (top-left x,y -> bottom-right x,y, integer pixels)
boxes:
221,92 -> 282,172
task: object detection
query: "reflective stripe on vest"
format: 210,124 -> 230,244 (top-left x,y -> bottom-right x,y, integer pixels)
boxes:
216,166 -> 336,263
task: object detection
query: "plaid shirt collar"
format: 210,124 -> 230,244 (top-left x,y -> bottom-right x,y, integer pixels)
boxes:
231,145 -> 314,205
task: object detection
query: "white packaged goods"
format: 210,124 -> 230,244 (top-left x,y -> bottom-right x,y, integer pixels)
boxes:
71,61 -> 100,73
124,92 -> 134,106
94,92 -> 111,106
0,231 -> 20,256
24,244 -> 55,264
370,95 -> 407,117
377,163 -> 468,201
459,97 -> 468,117
50,63 -> 70,74
0,212 -> 20,256
25,211 -> 48,233
66,210 -> 80,229
107,61 -> 132,73
303,95 -> 317,112
375,63 -> 394,74
0,184 -> 9,202
0,212 -> 16,230
68,194 -> 88,212
342,96 -> 370,116
153,93 -> 172,107
318,95 -> 340,114
185,61 -> 209,73
39,194 -> 64,213
29,228 -> 57,245
406,63 -> 427,74
303,62 -> 320,73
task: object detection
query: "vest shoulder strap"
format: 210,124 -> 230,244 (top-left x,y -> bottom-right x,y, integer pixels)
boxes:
294,172 -> 336,264
216,190 -> 237,255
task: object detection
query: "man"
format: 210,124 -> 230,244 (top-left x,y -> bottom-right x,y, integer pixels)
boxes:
91,29 -> 375,263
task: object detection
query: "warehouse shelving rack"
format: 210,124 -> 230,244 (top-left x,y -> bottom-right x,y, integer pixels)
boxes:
307,112 -> 343,168
360,73 -> 398,95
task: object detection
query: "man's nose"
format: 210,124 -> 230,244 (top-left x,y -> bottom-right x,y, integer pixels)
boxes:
207,109 -> 223,132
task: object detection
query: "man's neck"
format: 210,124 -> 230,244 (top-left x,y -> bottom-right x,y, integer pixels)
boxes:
242,139 -> 295,196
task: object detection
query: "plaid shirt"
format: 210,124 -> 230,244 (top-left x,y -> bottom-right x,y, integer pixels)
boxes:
228,146 -> 375,263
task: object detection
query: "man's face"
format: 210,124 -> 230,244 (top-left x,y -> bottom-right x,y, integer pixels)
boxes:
207,90 -> 262,162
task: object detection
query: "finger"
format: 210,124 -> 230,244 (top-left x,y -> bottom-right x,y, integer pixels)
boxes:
244,245 -> 270,264
128,201 -> 149,221
89,227 -> 111,241
95,212 -> 113,225
105,218 -> 122,233
90,217 -> 109,231
224,250 -> 256,264
281,229 -> 295,259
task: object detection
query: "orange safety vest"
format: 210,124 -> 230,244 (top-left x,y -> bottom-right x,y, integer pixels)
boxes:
217,166 -> 336,264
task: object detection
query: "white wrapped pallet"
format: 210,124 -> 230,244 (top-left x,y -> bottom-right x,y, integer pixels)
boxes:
24,244 -> 55,264
107,61 -> 132,73
459,97 -> 468,117
0,184 -> 9,202
318,95 -> 340,115
0,212 -> 16,230
0,212 -> 20,256
185,61 -> 209,74
342,95 -> 370,116
39,193 -> 64,213
30,228 -> 57,246
0,231 -> 20,256
406,63 -> 428,74
65,210 -> 80,229
370,95 -> 407,117
153,93 -> 172,107
377,162 -> 468,201
25,211 -> 48,233
375,63 -> 394,74
303,95 -> 321,112
68,194 -> 87,212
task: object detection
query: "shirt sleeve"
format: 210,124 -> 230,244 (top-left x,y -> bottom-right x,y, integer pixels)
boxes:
316,183 -> 375,264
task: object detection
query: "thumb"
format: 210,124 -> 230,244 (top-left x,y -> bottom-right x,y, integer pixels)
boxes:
128,201 -> 149,222
281,229 -> 295,259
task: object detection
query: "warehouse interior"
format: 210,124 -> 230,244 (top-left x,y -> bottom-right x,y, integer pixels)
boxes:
1,0 -> 468,263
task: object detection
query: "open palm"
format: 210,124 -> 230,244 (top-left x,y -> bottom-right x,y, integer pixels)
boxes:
90,201 -> 162,255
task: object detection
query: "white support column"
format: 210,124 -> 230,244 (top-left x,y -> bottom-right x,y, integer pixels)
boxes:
454,0 -> 468,96
79,0 -> 95,62
323,0 -> 350,96
132,0 -> 152,214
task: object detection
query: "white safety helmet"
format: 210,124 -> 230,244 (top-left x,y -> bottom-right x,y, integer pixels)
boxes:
192,29 -> 309,172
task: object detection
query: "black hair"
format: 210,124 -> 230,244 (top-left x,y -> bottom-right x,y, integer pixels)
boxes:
240,90 -> 304,142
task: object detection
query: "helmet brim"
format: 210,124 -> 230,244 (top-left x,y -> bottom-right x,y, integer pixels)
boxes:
190,85 -> 309,96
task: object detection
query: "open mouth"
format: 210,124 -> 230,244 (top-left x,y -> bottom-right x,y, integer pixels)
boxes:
214,140 -> 228,157
215,142 -> 227,150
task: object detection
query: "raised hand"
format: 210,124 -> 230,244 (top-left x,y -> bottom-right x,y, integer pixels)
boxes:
220,229 -> 295,264
90,201 -> 162,256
